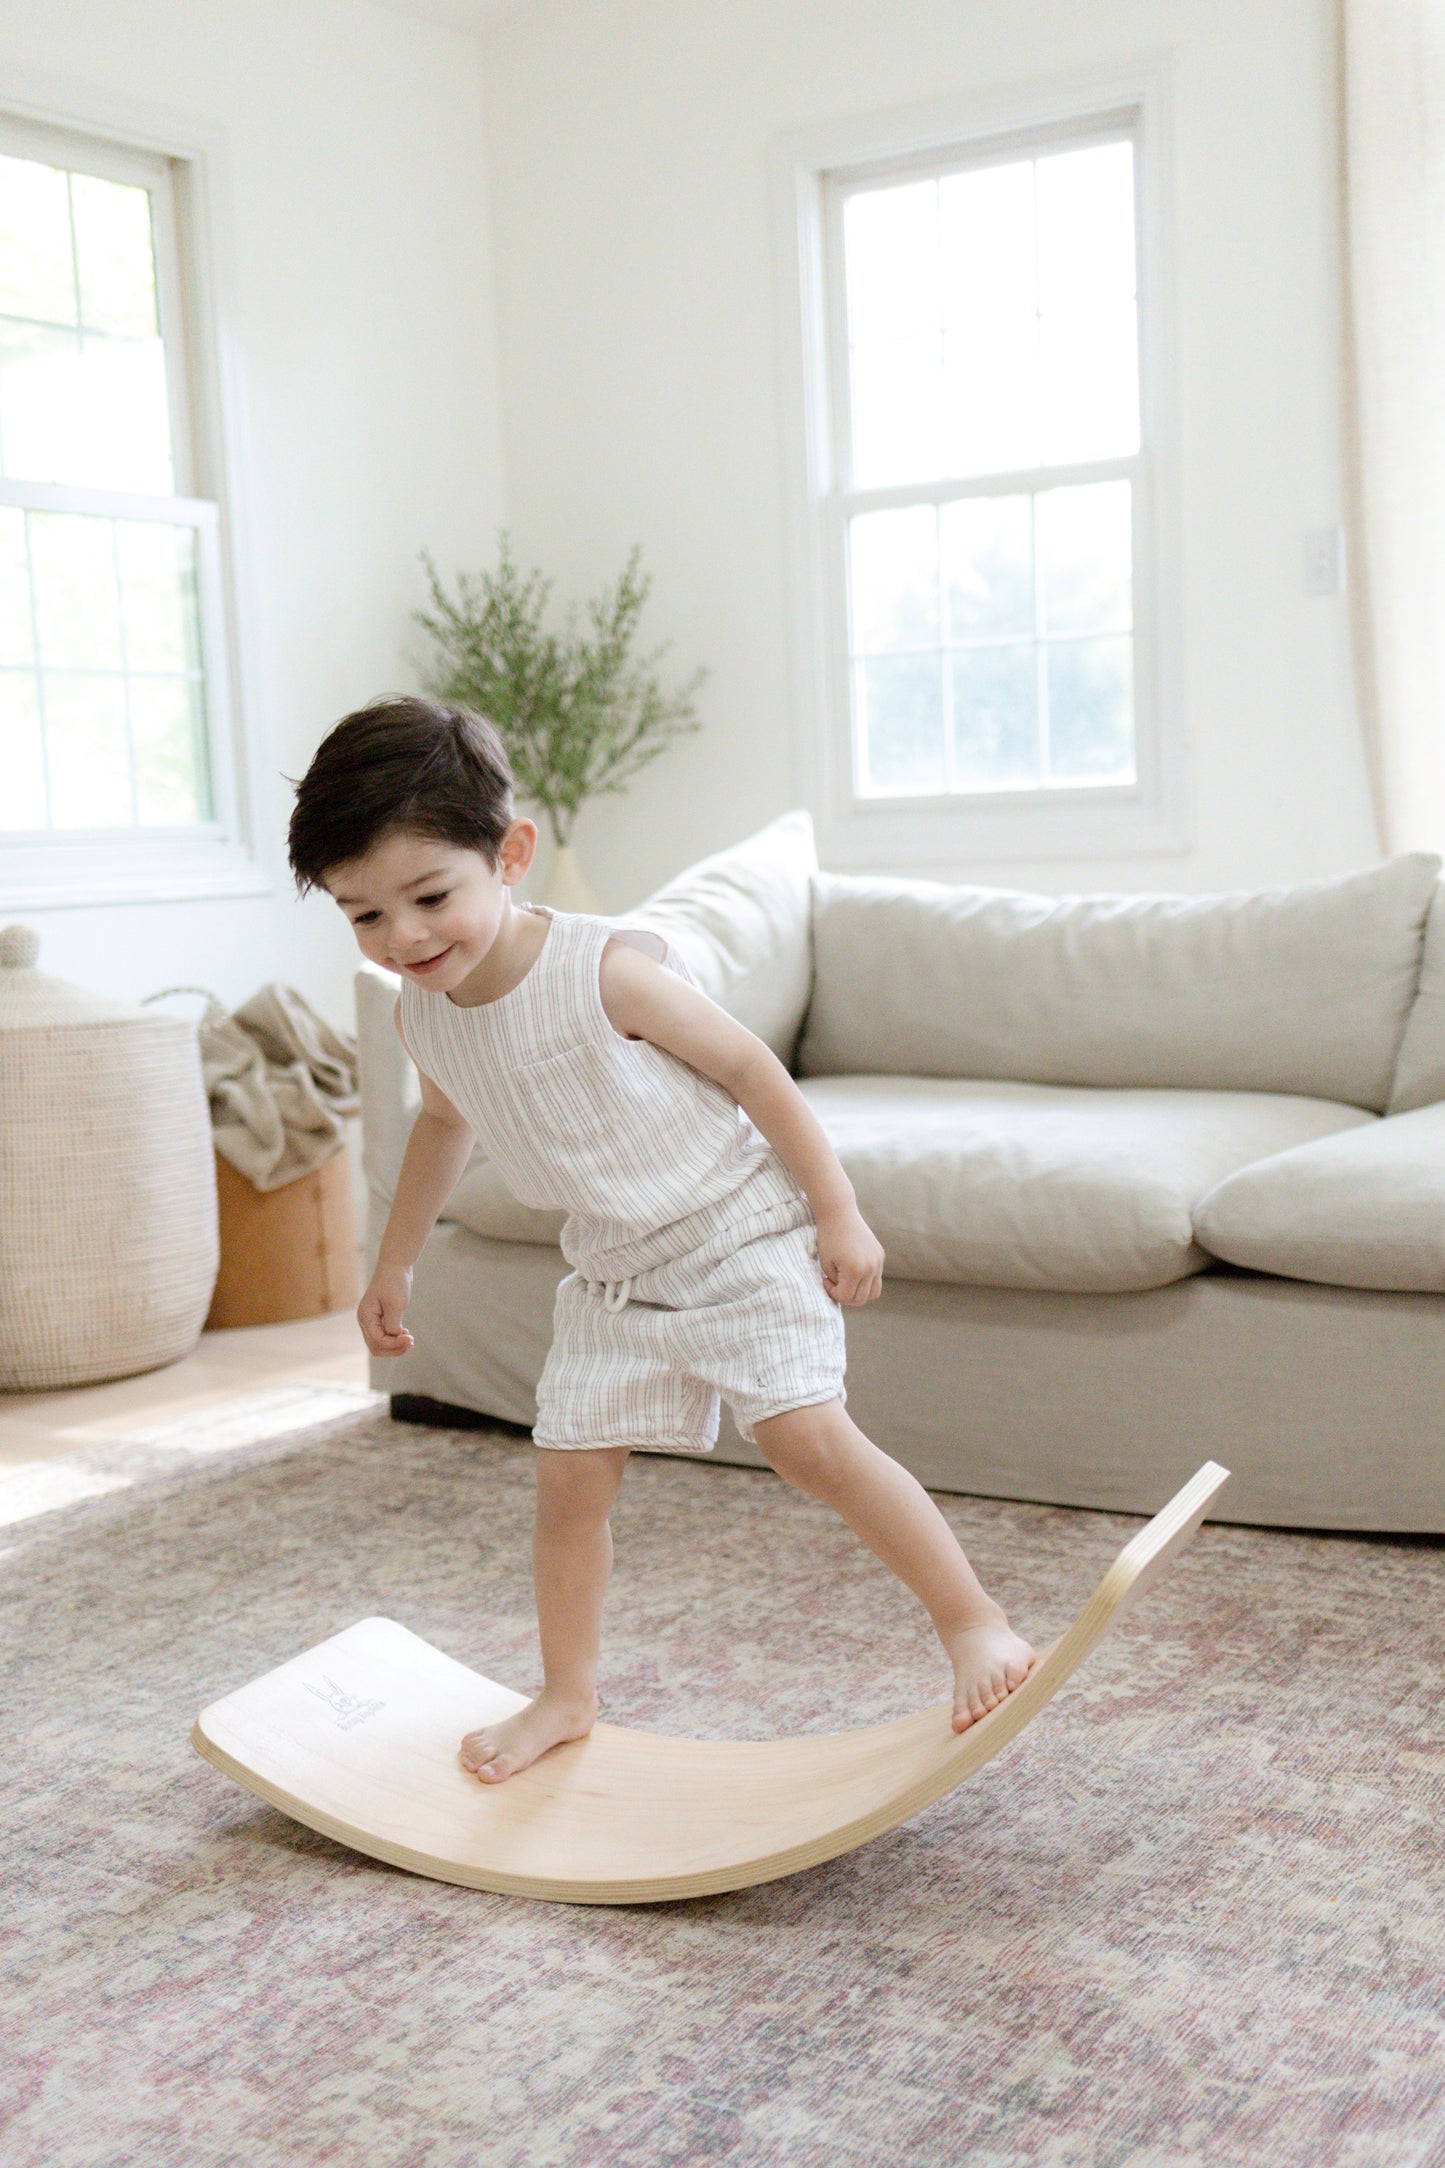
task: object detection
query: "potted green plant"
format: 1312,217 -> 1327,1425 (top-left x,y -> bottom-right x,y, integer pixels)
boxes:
416,537 -> 704,909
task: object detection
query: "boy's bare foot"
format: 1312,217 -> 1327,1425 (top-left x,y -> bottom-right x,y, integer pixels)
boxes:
459,1687 -> 598,1784
945,1610 -> 1037,1732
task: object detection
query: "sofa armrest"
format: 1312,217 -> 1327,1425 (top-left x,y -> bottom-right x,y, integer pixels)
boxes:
355,964 -> 418,1212
1194,1101 -> 1445,1291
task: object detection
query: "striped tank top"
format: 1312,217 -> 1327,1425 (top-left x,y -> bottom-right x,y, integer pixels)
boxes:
397,906 -> 805,1283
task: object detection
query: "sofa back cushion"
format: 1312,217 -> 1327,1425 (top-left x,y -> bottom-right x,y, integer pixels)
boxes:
799,854 -> 1441,1113
1388,882 -> 1445,1112
626,809 -> 816,1065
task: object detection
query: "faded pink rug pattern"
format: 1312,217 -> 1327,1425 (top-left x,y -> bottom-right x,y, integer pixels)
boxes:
2,1412 -> 1443,2167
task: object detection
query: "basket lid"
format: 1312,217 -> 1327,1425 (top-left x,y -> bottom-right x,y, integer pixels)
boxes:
0,925 -> 152,1030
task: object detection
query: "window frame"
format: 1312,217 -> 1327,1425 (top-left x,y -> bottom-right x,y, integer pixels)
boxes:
0,94 -> 264,908
773,62 -> 1185,868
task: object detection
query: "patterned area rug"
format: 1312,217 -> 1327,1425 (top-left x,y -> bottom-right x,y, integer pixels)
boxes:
2,1412 -> 1443,2168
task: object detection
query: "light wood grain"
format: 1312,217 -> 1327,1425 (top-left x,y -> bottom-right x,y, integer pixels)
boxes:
192,1460 -> 1229,1904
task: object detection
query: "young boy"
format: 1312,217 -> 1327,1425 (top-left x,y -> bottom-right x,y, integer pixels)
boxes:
290,696 -> 1035,1784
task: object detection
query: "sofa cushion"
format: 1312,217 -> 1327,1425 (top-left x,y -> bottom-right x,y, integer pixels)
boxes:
1388,882 -> 1445,1112
798,1077 -> 1373,1292
1194,1102 -> 1445,1291
624,809 -> 816,1065
799,855 -> 1441,1114
447,1159 -> 568,1247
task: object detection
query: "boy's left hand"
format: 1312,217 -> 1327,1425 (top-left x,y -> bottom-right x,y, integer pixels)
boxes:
815,1206 -> 885,1306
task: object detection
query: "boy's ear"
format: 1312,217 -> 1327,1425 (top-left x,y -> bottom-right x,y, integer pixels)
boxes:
499,818 -> 538,887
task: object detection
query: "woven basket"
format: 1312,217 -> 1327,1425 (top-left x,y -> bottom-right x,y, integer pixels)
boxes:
0,926 -> 220,1391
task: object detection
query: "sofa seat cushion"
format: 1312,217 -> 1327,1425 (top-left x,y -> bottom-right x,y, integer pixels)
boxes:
800,855 -> 1441,1113
1194,1102 -> 1445,1291
799,1077 -> 1373,1293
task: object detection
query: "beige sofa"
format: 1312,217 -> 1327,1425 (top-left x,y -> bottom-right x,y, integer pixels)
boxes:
357,814 -> 1445,1532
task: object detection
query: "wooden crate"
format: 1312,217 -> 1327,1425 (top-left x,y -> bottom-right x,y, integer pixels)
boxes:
206,1147 -> 358,1329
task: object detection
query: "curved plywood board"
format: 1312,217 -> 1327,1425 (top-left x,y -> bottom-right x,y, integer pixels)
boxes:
192,1461 -> 1229,1904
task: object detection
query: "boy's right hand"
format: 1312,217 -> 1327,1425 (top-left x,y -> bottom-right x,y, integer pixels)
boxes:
358,1263 -> 415,1357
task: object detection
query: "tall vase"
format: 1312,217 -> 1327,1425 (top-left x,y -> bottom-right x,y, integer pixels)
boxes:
540,840 -> 600,914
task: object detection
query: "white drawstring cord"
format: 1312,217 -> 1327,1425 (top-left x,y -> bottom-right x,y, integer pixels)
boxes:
602,1277 -> 634,1313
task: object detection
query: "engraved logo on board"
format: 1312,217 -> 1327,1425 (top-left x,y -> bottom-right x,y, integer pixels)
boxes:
305,1674 -> 386,1730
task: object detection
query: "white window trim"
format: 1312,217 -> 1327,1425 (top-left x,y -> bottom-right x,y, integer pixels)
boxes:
0,76 -> 267,909
771,59 -> 1187,869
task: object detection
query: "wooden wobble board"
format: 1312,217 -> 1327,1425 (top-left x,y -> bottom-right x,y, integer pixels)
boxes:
192,1461 -> 1229,1905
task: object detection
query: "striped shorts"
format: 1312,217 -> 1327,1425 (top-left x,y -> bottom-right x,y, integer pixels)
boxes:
532,1216 -> 847,1455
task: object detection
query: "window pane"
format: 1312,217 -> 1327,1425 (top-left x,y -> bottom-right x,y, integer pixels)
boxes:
849,506 -> 938,651
0,316 -> 172,492
0,318 -> 76,482
71,172 -> 159,339
73,333 -> 173,493
837,129 -> 1143,809
858,653 -> 944,794
941,320 -> 1038,480
0,504 -> 33,666
850,337 -> 942,489
42,670 -> 132,825
0,669 -> 48,827
0,154 -> 74,327
0,153 -> 172,491
116,520 -> 203,672
843,179 -> 938,344
952,645 -> 1038,789
1046,635 -> 1134,784
939,160 -> 1036,327
1038,481 -> 1132,636
942,495 -> 1033,638
130,673 -> 207,823
29,511 -> 123,670
843,139 -> 1141,485
1038,304 -> 1139,466
1036,141 -> 1135,314
4,509 -> 211,830
938,161 -> 1037,480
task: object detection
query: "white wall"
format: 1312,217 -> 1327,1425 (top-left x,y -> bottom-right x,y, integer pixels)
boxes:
1,0 -> 506,1022
478,0 -> 1379,907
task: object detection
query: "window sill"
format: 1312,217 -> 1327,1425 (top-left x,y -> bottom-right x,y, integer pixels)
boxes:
813,786 -> 1189,868
0,832 -> 271,910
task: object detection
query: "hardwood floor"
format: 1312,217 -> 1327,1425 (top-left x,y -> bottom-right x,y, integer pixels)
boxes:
0,1312 -> 371,1470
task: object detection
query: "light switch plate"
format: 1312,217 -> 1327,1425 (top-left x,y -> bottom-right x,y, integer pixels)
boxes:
1304,526 -> 1346,596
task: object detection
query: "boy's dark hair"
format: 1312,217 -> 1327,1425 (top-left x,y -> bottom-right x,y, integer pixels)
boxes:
288,696 -> 515,893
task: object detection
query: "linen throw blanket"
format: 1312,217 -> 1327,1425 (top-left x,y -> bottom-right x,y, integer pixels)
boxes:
195,984 -> 359,1192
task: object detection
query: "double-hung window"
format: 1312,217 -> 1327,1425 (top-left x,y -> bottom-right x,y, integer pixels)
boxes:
782,80 -> 1180,864
0,113 -> 256,905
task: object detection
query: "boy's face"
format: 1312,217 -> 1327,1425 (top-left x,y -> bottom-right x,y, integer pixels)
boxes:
325,823 -> 537,992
